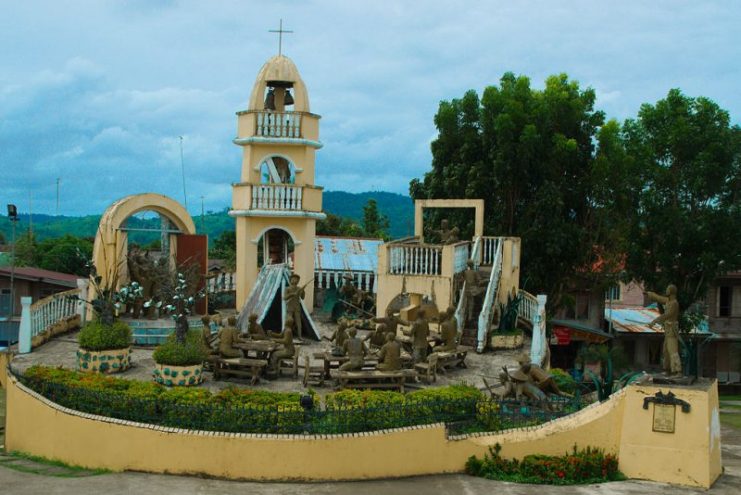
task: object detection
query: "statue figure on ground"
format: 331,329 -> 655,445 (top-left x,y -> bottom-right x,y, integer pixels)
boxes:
339,327 -> 367,371
506,367 -> 549,404
461,259 -> 487,325
407,308 -> 430,363
284,273 -> 305,339
516,353 -> 572,397
645,284 -> 683,376
269,317 -> 295,373
219,316 -> 244,358
246,312 -> 268,340
433,306 -> 458,353
376,332 -> 402,371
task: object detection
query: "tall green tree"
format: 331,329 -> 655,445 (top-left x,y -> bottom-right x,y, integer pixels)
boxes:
411,73 -> 622,305
623,89 -> 741,308
362,199 -> 390,239
209,230 -> 236,271
36,235 -> 93,276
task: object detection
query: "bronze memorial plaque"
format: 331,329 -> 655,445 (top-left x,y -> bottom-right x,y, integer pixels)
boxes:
652,403 -> 676,433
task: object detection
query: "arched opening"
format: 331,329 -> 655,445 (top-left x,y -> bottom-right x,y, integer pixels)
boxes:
256,227 -> 296,268
263,82 -> 296,112
259,155 -> 296,184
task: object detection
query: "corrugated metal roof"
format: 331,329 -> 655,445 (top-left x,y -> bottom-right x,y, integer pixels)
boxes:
604,306 -> 711,334
0,266 -> 79,287
314,236 -> 382,273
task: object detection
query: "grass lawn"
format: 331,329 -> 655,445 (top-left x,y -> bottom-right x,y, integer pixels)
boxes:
720,395 -> 741,402
721,413 -> 741,430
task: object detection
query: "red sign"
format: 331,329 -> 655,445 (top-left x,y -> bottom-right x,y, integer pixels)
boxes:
552,326 -> 572,345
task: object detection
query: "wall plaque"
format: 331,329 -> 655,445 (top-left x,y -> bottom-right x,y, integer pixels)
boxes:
652,403 -> 676,433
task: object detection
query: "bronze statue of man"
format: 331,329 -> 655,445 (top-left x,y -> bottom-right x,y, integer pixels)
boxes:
269,317 -> 296,372
284,273 -> 305,339
377,332 -> 402,371
462,259 -> 486,325
329,317 -> 350,356
433,306 -> 458,353
339,327 -> 367,371
218,316 -> 244,358
372,307 -> 405,336
409,308 -> 430,363
246,312 -> 268,340
645,284 -> 682,376
516,353 -> 572,397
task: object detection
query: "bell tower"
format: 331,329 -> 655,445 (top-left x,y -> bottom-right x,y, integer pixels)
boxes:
230,53 -> 324,312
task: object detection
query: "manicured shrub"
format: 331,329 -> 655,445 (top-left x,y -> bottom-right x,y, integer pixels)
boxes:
153,330 -> 208,366
465,444 -> 624,484
77,321 -> 132,351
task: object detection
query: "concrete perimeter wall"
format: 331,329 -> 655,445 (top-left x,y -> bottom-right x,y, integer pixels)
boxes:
1,361 -> 722,487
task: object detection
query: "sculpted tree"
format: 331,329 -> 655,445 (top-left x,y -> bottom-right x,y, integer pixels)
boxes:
623,89 -> 741,312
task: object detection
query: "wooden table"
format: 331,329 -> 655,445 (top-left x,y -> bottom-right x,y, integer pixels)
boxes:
235,340 -> 279,360
313,351 -> 379,379
434,346 -> 471,374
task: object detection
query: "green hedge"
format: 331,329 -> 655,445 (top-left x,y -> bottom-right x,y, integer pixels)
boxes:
550,368 -> 577,395
77,321 -> 132,351
466,444 -> 624,484
153,330 -> 208,366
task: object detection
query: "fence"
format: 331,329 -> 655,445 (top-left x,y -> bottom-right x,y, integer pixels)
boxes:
251,184 -> 303,210
14,368 -> 583,436
254,111 -> 302,138
388,244 -> 443,276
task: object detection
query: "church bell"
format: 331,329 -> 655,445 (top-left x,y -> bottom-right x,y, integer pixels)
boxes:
284,89 -> 294,106
264,89 -> 276,110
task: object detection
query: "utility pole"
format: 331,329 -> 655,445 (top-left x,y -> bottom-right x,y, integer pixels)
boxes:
28,192 -> 33,236
7,205 -> 19,320
179,136 -> 188,210
56,178 -> 60,216
200,195 -> 205,234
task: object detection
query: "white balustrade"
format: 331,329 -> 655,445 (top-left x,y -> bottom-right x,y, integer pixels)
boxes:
470,236 -> 482,268
251,184 -> 303,210
453,242 -> 471,274
388,244 -> 443,276
517,289 -> 538,326
481,237 -> 500,265
255,111 -> 302,138
27,288 -> 81,343
208,272 -> 236,293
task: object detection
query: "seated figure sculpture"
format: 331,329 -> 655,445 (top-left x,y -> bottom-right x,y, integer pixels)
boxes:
269,317 -> 295,373
246,313 -> 268,340
201,315 -> 215,349
433,306 -> 458,353
218,316 -> 244,358
376,332 -> 402,371
339,327 -> 368,371
329,317 -> 350,356
368,322 -> 389,348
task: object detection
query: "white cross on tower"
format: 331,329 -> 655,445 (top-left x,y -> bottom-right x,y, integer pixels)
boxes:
269,19 -> 293,56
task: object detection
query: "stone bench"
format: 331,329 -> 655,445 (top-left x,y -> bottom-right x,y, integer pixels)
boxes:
213,357 -> 268,385
434,346 -> 470,374
336,369 -> 418,393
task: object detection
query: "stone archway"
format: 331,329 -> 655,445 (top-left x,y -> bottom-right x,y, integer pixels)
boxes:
92,193 -> 197,287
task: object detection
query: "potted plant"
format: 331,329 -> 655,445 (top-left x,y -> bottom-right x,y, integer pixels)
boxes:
75,271 -> 135,374
152,271 -> 207,386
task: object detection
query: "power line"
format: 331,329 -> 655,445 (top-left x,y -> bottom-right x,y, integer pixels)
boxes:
179,136 -> 188,209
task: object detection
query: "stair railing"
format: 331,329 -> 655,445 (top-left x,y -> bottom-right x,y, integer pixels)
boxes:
476,239 -> 503,352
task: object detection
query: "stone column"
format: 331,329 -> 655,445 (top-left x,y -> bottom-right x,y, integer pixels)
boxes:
76,278 -> 89,323
18,296 -> 33,354
530,294 -> 548,368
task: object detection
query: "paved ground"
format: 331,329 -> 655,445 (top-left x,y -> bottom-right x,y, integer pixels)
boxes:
9,320 -> 526,395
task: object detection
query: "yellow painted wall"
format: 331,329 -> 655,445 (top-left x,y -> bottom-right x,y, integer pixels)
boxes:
3,373 -> 722,487
0,352 -> 10,388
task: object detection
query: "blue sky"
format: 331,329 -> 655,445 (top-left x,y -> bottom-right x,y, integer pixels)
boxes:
1,1 -> 739,217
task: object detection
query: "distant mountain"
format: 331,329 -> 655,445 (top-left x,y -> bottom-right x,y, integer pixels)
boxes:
0,191 -> 414,244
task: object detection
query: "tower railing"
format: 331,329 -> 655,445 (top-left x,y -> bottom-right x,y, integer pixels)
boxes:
251,184 -> 304,210
388,244 -> 444,276
253,111 -> 302,138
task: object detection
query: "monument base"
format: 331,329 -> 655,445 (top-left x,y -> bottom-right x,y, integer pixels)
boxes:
651,374 -> 696,386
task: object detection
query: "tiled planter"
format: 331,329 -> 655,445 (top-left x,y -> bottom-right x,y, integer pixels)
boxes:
77,347 -> 131,374
153,363 -> 204,387
489,333 -> 524,350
